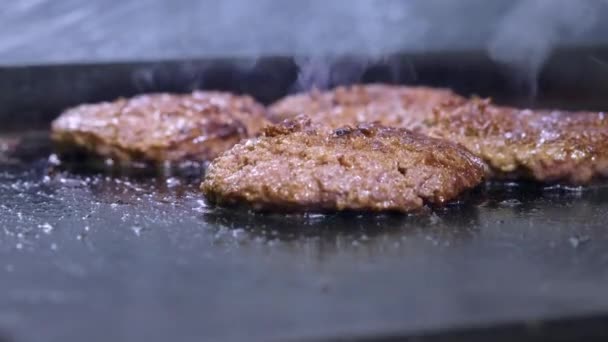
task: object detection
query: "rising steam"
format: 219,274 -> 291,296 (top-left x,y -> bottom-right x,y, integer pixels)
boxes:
0,0 -> 606,95
487,0 -> 603,96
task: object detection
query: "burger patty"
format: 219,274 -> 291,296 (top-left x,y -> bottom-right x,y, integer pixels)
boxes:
51,91 -> 270,165
201,116 -> 486,213
268,84 -> 465,130
271,84 -> 608,184
425,98 -> 608,184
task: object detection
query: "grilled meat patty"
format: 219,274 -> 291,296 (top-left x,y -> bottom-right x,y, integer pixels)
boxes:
271,84 -> 608,184
51,91 -> 270,165
201,116 -> 486,213
268,84 -> 465,130
426,98 -> 608,184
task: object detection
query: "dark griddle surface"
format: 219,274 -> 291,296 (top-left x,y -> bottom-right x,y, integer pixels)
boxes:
3,52 -> 608,341
2,132 -> 608,342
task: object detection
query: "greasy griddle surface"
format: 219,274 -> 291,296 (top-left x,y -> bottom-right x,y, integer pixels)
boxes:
2,132 -> 608,342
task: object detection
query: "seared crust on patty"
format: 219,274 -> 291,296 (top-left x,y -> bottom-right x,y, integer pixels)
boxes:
51,91 -> 270,165
268,84 -> 465,130
425,98 -> 608,184
201,116 -> 486,213
271,83 -> 608,184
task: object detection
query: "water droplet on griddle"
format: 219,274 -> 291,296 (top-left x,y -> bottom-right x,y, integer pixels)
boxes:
166,177 -> 181,188
48,154 -> 61,165
58,177 -> 86,187
38,222 -> 54,234
568,235 -> 590,248
193,199 -> 211,213
131,226 -> 145,236
499,199 -> 522,207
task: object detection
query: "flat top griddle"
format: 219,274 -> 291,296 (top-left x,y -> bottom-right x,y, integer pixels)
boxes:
2,50 -> 608,342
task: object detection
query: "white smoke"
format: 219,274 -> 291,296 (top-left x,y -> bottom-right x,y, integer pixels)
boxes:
0,0 -> 606,96
487,0 -> 603,96
293,56 -> 375,91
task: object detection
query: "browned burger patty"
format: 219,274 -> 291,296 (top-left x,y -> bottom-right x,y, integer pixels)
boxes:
51,91 -> 270,165
272,83 -> 608,184
268,84 -> 465,130
425,98 -> 608,184
201,116 -> 486,213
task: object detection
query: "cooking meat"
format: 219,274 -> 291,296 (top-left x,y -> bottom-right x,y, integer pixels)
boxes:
51,91 -> 270,165
268,84 -> 465,130
272,83 -> 608,184
425,98 -> 608,184
201,116 -> 486,213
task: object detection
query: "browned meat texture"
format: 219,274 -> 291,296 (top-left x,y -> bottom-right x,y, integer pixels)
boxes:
51,91 -> 270,165
425,98 -> 608,184
271,83 -> 608,184
268,84 -> 465,130
201,116 -> 486,213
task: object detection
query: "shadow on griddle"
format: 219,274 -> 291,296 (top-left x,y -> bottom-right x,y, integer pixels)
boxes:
200,197 -> 482,244
482,180 -> 608,209
306,312 -> 608,342
0,331 -> 13,342
0,130 -> 52,165
195,178 -> 608,249
52,150 -> 207,182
